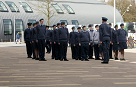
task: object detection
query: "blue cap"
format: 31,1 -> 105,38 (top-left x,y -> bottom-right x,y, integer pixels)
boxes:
27,23 -> 32,26
120,23 -> 124,26
39,18 -> 44,21
72,27 -> 75,29
114,25 -> 118,28
36,21 -> 39,24
102,17 -> 108,21
88,24 -> 92,27
77,27 -> 81,29
95,25 -> 99,28
57,23 -> 60,26
53,25 -> 56,27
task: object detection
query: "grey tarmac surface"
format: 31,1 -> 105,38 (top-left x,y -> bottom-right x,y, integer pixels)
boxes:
0,43 -> 136,87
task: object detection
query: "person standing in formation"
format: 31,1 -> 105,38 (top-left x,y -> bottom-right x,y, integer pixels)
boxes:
99,17 -> 111,64
24,23 -> 32,58
51,25 -> 56,59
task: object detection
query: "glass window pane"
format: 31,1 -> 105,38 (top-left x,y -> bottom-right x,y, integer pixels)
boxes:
15,19 -> 23,34
63,4 -> 75,14
0,1 -> 8,12
72,20 -> 79,25
5,1 -> 19,12
20,2 -> 33,13
3,19 -> 12,35
52,4 -> 64,14
60,20 -> 68,25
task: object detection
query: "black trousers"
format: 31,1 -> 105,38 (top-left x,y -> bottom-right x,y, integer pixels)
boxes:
109,44 -> 113,58
54,42 -> 60,60
94,44 -> 99,59
77,45 -> 81,60
60,41 -> 68,60
88,44 -> 93,58
81,43 -> 89,60
102,40 -> 110,62
46,40 -> 51,53
26,41 -> 32,57
52,42 -> 55,58
32,41 -> 36,58
38,39 -> 45,60
71,44 -> 76,59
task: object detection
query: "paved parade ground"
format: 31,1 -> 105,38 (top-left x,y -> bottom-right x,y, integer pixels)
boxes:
0,43 -> 136,87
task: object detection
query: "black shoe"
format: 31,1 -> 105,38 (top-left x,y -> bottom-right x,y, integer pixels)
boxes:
115,58 -> 119,60
60,59 -> 63,61
27,56 -> 32,58
75,59 -> 78,60
39,59 -> 47,61
81,59 -> 84,61
55,59 -> 58,60
64,59 -> 69,61
101,59 -> 104,61
95,58 -> 101,60
35,58 -> 39,60
110,58 -> 114,59
46,52 -> 49,53
85,59 -> 89,61
101,62 -> 108,64
120,58 -> 126,61
32,57 -> 35,59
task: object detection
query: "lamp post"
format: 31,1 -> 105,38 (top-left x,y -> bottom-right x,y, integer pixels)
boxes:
114,0 -> 116,26
14,1 -> 22,42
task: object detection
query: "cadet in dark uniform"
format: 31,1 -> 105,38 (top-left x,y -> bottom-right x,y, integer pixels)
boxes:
109,23 -> 114,59
76,27 -> 82,60
45,26 -> 51,53
58,22 -> 69,61
93,25 -> 101,60
79,26 -> 90,61
88,24 -> 94,59
34,21 -> 39,60
99,17 -> 111,64
24,23 -> 32,58
50,25 -> 56,59
30,23 -> 36,59
54,23 -> 61,60
36,19 -> 47,61
69,27 -> 77,59
117,23 -> 127,61
113,25 -> 119,60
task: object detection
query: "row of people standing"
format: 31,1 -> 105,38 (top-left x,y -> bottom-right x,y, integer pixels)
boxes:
24,17 -> 127,64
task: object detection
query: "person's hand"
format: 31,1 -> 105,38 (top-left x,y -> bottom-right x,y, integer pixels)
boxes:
117,42 -> 119,44
89,43 -> 91,45
30,42 -> 31,44
36,40 -> 38,43
67,42 -> 69,45
32,41 -> 34,43
74,44 -> 75,47
24,41 -> 26,43
79,43 -> 81,46
45,40 -> 46,43
54,42 -> 56,44
100,41 -> 102,44
93,44 -> 94,45
58,43 -> 60,45
98,44 -> 100,46
50,42 -> 52,44
110,41 -> 112,44
112,43 -> 113,45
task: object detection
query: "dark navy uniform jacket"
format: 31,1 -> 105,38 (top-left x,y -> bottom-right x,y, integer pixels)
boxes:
117,29 -> 127,42
54,28 -> 59,42
112,30 -> 118,43
30,27 -> 37,41
36,25 -> 46,40
69,31 -> 77,44
79,31 -> 90,43
45,29 -> 51,41
50,30 -> 54,42
24,28 -> 31,42
58,27 -> 69,42
99,23 -> 111,42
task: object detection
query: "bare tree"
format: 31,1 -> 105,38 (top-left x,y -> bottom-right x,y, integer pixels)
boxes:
27,0 -> 58,26
106,0 -> 136,22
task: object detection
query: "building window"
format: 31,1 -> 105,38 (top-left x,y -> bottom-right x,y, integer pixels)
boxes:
28,20 -> 36,28
15,19 -> 23,34
5,1 -> 19,12
52,4 -> 64,14
60,20 -> 68,25
72,20 -> 79,25
20,2 -> 33,13
63,4 -> 75,14
3,19 -> 12,35
0,1 -> 8,12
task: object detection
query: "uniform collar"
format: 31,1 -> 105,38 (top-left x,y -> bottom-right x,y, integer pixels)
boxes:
83,30 -> 87,32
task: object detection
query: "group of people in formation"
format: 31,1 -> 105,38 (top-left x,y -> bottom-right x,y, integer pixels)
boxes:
24,17 -> 127,64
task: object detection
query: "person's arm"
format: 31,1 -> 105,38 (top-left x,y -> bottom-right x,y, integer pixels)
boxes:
67,28 -> 69,43
99,25 -> 103,44
92,31 -> 95,45
117,30 -> 119,44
